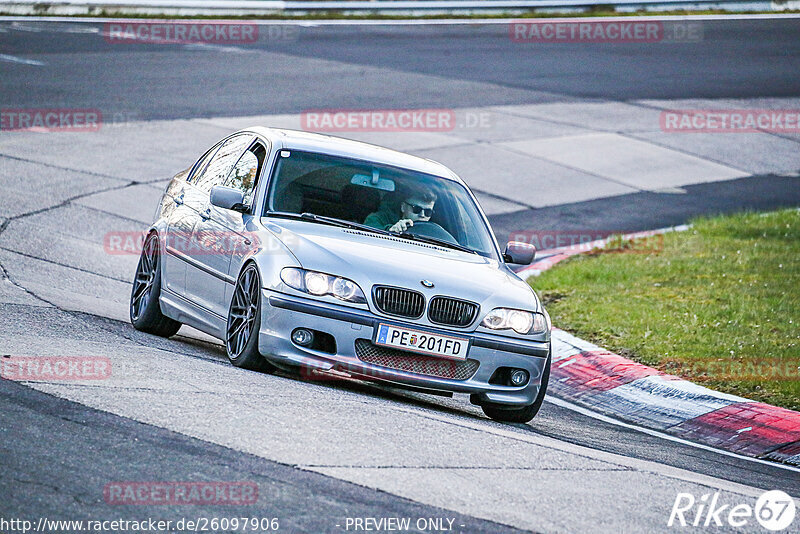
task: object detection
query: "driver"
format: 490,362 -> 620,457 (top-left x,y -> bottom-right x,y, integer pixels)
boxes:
364,185 -> 437,233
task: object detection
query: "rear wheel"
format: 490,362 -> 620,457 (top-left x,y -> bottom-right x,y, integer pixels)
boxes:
130,233 -> 181,337
226,263 -> 275,372
482,352 -> 551,424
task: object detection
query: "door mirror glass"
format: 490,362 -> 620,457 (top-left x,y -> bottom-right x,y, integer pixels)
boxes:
503,241 -> 536,265
210,185 -> 246,212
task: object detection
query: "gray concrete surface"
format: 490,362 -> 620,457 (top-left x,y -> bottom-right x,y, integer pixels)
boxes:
1,105 -> 798,532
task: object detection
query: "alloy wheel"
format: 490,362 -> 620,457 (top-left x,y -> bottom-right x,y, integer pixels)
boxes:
227,265 -> 260,358
131,235 -> 158,321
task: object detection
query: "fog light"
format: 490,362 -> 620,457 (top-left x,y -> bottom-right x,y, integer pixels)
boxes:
292,328 -> 314,346
509,369 -> 529,386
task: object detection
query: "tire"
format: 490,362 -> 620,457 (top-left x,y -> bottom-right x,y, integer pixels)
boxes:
130,233 -> 182,338
225,263 -> 275,372
482,350 -> 551,424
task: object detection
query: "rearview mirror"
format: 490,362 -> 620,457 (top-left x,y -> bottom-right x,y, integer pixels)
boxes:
503,241 -> 536,265
210,185 -> 246,212
351,172 -> 395,192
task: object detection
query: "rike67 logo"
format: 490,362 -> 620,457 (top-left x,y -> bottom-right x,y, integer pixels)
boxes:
669,490 -> 796,531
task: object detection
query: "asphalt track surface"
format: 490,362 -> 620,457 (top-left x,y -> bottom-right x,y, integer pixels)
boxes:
1,19 -> 800,118
1,17 -> 800,533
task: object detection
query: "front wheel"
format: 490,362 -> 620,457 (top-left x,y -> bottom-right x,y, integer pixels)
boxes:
482,352 -> 551,424
130,233 -> 181,337
225,263 -> 275,372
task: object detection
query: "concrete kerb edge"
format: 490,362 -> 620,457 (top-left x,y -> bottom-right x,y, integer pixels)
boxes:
516,225 -> 800,466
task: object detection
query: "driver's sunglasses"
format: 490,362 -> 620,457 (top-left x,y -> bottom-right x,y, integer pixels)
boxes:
403,201 -> 434,217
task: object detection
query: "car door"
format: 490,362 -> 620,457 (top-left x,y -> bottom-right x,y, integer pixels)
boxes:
217,139 -> 270,310
182,134 -> 253,315
189,139 -> 269,320
162,143 -> 219,296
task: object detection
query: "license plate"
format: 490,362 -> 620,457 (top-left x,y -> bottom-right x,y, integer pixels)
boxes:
374,324 -> 469,360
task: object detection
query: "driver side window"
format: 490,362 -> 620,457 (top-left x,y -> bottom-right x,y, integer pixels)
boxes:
223,142 -> 267,209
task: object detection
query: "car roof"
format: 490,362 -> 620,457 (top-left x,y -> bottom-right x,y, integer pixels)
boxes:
242,127 -> 462,183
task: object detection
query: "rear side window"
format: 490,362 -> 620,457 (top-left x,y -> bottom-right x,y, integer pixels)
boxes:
193,134 -> 253,193
187,144 -> 219,183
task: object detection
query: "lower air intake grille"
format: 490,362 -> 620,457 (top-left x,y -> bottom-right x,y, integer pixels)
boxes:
354,339 -> 479,380
373,286 -> 425,319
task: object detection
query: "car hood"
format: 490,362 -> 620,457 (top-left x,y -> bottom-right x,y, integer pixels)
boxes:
262,218 -> 540,312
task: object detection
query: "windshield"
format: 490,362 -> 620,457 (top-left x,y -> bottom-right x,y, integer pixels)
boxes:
264,150 -> 498,258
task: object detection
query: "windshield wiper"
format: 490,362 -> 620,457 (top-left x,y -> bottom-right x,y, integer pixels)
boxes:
397,232 -> 478,255
266,211 -> 394,237
302,213 -> 398,236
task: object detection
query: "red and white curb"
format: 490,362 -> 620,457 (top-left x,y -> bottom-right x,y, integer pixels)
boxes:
517,226 -> 800,466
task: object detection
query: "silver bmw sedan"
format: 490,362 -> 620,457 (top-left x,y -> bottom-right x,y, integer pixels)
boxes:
130,127 -> 551,423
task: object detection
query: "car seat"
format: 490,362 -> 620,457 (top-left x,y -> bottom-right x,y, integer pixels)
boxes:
340,185 -> 381,223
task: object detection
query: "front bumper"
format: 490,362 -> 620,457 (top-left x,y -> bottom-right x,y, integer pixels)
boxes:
258,290 -> 550,407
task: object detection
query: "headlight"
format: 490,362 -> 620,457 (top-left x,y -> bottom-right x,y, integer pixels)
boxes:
481,308 -> 548,335
304,272 -> 329,295
280,267 -> 367,304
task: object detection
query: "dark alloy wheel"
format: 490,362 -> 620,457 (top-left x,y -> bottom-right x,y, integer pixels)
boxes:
226,263 -> 275,372
130,233 -> 181,337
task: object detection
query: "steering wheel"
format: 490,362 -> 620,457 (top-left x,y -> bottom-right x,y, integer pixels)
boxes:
406,221 -> 458,245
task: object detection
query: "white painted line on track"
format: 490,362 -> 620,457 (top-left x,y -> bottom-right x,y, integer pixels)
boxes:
383,402 -> 773,497
1,13 -> 800,24
181,42 -> 256,53
0,53 -> 45,65
545,395 -> 800,474
8,21 -> 99,32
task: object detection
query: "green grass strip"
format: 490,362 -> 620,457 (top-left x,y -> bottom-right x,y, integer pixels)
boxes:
534,208 -> 800,411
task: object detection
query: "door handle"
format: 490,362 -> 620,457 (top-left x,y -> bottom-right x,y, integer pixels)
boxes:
174,193 -> 184,206
200,208 -> 212,221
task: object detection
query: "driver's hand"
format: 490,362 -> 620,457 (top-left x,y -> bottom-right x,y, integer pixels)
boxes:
389,219 -> 414,233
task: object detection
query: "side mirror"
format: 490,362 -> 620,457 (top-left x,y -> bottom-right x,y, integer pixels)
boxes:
210,185 -> 247,212
503,241 -> 536,265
